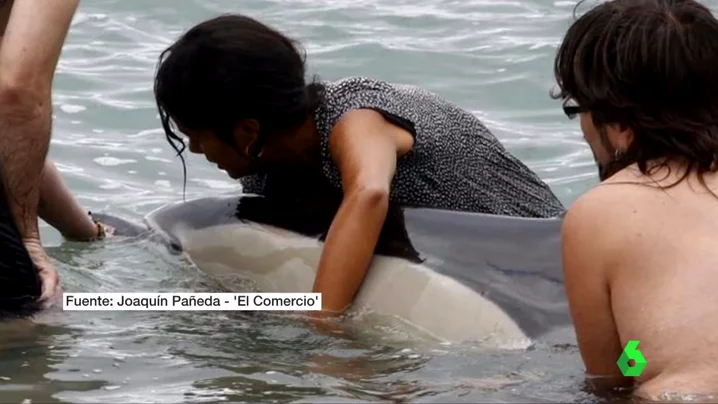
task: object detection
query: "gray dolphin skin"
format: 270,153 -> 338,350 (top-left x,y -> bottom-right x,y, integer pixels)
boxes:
93,186 -> 571,346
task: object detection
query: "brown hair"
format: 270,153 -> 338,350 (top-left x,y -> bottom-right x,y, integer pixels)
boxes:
553,0 -> 718,186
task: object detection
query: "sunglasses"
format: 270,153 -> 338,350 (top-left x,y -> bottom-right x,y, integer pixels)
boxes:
563,105 -> 586,119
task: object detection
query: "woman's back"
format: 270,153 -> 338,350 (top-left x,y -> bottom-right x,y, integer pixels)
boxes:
245,76 -> 565,218
604,167 -> 718,399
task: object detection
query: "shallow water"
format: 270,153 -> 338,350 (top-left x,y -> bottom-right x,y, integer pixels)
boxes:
0,0 -> 661,402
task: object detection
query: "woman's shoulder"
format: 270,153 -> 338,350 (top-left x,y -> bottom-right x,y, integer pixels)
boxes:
316,76 -> 466,130
321,76 -> 438,102
321,76 -> 478,118
321,76 -> 394,93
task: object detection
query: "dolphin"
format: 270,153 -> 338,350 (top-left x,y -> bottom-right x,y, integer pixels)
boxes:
93,173 -> 571,346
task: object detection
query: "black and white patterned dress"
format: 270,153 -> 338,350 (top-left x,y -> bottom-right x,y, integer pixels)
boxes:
241,76 -> 565,218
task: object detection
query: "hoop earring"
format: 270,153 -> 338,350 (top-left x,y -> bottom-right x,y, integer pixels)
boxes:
614,149 -> 624,160
244,143 -> 265,160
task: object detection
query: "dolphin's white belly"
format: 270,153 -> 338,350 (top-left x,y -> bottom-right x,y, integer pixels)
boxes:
170,220 -> 531,347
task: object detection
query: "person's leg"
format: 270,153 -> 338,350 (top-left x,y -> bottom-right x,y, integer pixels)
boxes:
0,167 -> 43,320
38,159 -> 108,241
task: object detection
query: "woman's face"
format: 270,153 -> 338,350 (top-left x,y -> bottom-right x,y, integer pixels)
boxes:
180,125 -> 259,179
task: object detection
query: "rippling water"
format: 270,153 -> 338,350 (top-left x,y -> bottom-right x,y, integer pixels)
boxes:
0,0 -> 638,402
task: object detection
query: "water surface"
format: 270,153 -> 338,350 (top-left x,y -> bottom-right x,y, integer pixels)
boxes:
0,0 -> 626,402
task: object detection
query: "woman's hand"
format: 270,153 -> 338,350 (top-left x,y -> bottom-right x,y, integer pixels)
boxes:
307,310 -> 348,335
92,220 -> 114,240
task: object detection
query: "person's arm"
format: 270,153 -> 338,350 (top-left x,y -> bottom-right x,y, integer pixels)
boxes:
311,108 -> 410,315
561,193 -> 634,392
38,159 -> 106,241
0,0 -> 80,242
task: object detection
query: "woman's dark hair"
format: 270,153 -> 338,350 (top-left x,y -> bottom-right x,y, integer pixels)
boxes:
552,0 -> 718,187
153,14 -> 324,195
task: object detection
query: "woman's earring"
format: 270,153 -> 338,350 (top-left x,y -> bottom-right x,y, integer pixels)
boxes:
244,143 -> 264,160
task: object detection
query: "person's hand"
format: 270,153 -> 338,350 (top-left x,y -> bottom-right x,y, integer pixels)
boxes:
94,220 -> 114,240
307,310 -> 347,337
22,237 -> 61,308
307,353 -> 376,382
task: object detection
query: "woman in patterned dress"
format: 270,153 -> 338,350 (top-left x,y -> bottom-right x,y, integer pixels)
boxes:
153,14 -> 565,316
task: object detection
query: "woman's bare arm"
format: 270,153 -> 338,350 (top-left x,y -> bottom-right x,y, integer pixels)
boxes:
311,108 -> 414,315
38,159 -> 103,241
